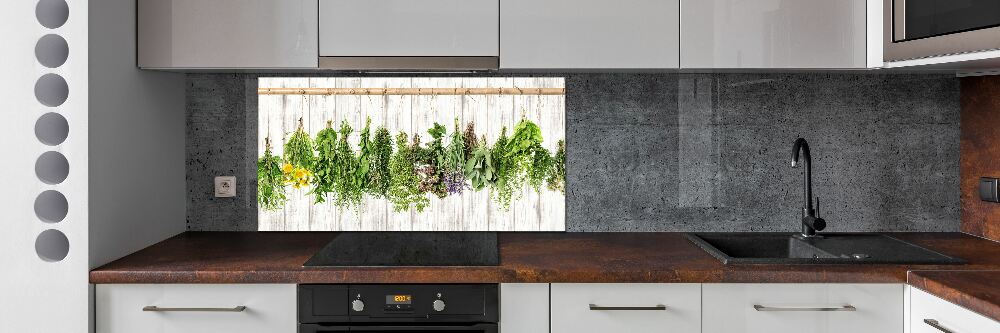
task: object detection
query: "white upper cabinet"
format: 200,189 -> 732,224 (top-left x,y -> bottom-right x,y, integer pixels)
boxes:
138,0 -> 318,69
319,0 -> 500,57
500,0 -> 680,69
681,0 -> 878,69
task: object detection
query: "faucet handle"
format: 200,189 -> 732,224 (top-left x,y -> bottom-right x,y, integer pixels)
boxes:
815,196 -> 820,218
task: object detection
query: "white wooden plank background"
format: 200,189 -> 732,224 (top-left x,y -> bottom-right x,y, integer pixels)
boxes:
258,77 -> 566,231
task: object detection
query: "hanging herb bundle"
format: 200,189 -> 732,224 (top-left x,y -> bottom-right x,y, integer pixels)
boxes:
442,119 -> 467,195
367,126 -> 393,198
387,132 -> 429,212
423,123 -> 449,198
283,118 -> 314,189
333,120 -> 363,209
504,119 -> 549,192
528,145 -> 553,192
411,133 -> 429,165
462,122 -> 478,161
546,139 -> 566,193
284,118 -> 315,170
489,127 -> 519,208
465,135 -> 495,191
257,138 -> 287,211
310,121 -> 338,203
356,118 -> 373,194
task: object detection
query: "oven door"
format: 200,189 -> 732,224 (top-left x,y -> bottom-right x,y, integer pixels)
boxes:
885,0 -> 1000,61
300,323 -> 498,333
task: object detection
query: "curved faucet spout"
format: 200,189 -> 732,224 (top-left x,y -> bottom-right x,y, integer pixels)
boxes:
791,138 -> 824,237
791,138 -> 813,213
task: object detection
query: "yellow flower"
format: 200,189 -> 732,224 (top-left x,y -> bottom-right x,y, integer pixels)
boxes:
294,168 -> 308,179
281,163 -> 294,174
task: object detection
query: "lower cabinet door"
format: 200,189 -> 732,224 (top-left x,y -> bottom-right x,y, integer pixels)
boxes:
702,283 -> 903,333
910,287 -> 1000,333
550,283 -> 701,333
96,284 -> 297,333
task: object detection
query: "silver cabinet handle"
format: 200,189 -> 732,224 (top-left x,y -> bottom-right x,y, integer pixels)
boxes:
143,306 -> 247,312
924,319 -> 955,333
753,304 -> 856,312
589,304 -> 667,311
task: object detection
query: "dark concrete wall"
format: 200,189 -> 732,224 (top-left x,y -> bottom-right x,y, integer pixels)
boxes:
187,73 -> 960,232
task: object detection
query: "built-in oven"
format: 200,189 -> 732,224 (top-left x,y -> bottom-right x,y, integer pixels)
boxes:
884,0 -> 1000,61
299,284 -> 499,333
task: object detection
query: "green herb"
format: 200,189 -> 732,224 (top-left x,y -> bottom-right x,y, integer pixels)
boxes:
310,121 -> 338,203
464,135 -> 495,191
462,122 -> 478,161
425,123 -> 449,198
490,127 -> 521,208
444,119 -> 466,173
387,132 -> 429,212
257,138 -> 287,211
333,120 -> 363,209
507,119 -> 544,157
356,118 -> 373,194
283,118 -> 315,170
442,119 -> 468,194
367,126 -> 393,198
528,145 -> 553,192
546,139 -> 566,194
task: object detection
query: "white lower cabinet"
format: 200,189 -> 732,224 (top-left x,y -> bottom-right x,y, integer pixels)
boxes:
551,283 -> 701,333
702,284 -> 904,333
910,287 -> 1000,333
96,284 -> 297,333
501,283 -> 550,333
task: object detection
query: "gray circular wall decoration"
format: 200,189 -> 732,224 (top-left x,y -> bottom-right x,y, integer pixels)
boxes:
35,229 -> 69,262
35,34 -> 68,68
34,73 -> 69,107
34,190 -> 68,223
35,112 -> 69,146
36,0 -> 69,29
35,151 -> 70,185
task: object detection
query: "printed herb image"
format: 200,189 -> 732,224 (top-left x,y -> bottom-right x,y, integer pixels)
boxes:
256,77 -> 566,231
257,118 -> 565,211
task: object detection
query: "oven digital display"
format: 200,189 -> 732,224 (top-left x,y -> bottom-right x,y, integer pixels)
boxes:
386,295 -> 412,304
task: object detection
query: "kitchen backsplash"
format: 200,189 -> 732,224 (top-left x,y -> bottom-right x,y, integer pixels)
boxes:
187,73 -> 960,232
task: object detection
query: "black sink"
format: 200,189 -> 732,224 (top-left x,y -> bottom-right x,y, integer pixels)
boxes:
686,233 -> 965,265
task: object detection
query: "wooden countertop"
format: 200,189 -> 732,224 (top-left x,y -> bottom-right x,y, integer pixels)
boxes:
90,232 -> 1000,284
908,270 -> 1000,322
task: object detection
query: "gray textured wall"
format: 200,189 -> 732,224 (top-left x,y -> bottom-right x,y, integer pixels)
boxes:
187,73 -> 960,232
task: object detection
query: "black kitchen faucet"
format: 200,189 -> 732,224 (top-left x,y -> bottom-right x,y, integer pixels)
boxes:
791,138 -> 826,237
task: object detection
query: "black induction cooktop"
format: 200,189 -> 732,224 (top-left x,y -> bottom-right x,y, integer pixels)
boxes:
303,232 -> 499,267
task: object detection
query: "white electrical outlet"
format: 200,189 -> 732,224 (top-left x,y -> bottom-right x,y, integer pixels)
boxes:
215,176 -> 236,198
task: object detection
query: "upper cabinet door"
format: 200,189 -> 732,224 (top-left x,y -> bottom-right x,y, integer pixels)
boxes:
681,0 -> 871,68
501,0 -> 680,69
138,0 -> 319,69
319,0 -> 500,57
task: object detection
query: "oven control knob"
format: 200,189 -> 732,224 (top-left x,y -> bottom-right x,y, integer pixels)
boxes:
432,299 -> 446,312
351,299 -> 365,312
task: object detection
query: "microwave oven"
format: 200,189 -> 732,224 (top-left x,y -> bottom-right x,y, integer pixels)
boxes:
884,0 -> 1000,62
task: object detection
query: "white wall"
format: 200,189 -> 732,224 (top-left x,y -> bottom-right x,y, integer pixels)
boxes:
0,0 -> 90,331
0,0 -> 185,331
88,0 -> 187,270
